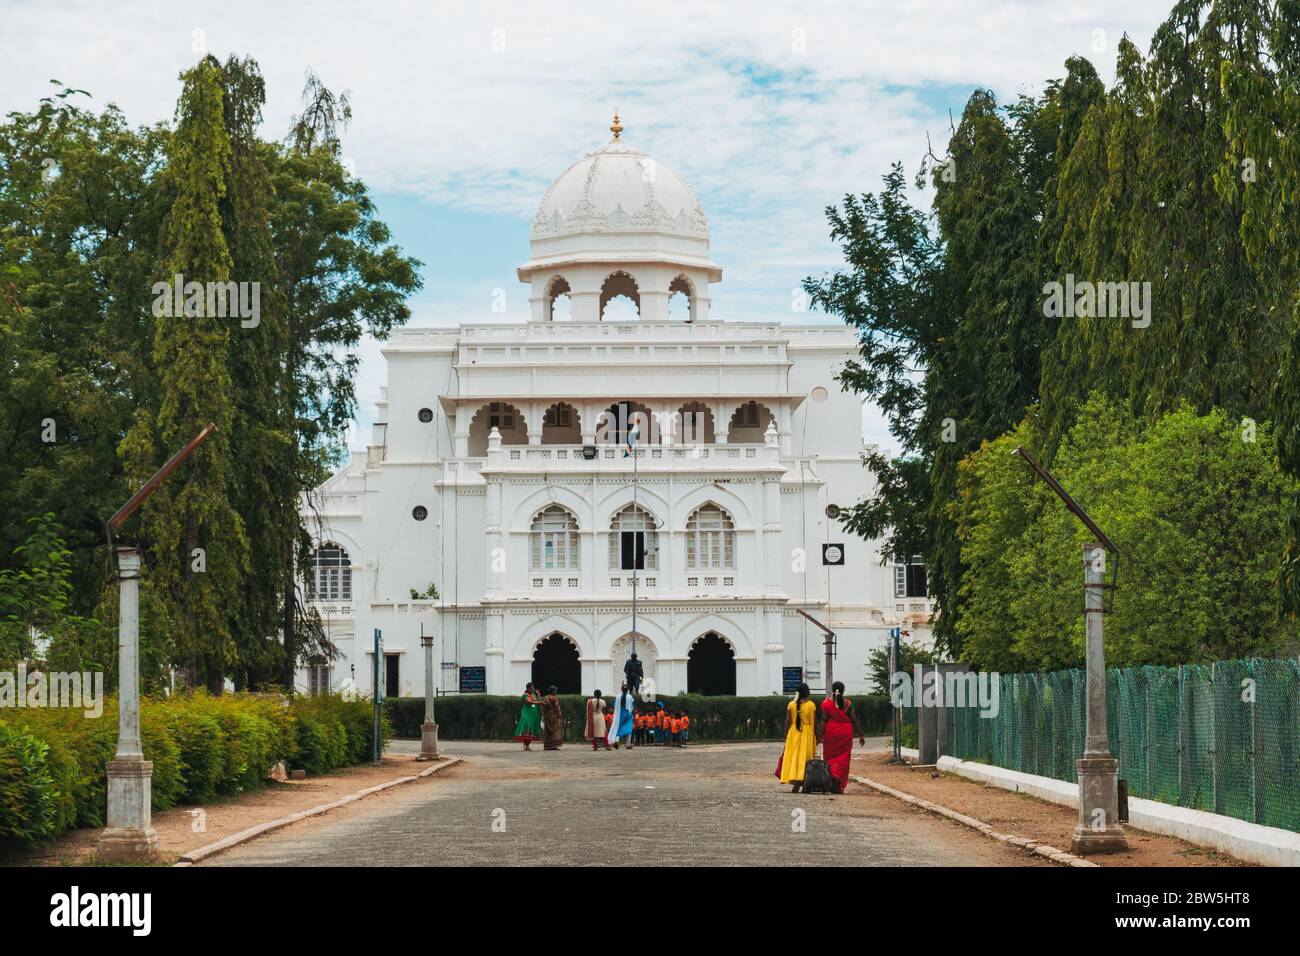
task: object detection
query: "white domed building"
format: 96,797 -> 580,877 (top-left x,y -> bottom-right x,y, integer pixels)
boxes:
298,116 -> 929,701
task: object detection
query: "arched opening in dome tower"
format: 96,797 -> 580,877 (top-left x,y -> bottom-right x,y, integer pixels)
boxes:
600,271 -> 640,321
547,276 -> 572,321
668,275 -> 694,322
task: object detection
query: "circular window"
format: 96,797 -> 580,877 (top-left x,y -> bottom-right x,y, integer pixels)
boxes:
418,407 -> 433,423
412,506 -> 428,521
811,386 -> 829,403
825,504 -> 841,519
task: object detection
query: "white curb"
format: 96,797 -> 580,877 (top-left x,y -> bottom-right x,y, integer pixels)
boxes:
933,755 -> 1299,868
850,773 -> 1098,867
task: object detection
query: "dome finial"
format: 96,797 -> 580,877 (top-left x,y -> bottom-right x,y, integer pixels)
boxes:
610,109 -> 623,141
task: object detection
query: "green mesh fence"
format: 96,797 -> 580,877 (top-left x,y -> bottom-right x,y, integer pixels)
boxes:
944,658 -> 1300,832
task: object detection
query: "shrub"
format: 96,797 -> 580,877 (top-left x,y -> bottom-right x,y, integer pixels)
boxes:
0,690 -> 382,848
0,723 -> 58,844
288,695 -> 385,773
385,693 -> 893,741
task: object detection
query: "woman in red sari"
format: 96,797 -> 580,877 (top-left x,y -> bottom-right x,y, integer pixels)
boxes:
818,681 -> 866,794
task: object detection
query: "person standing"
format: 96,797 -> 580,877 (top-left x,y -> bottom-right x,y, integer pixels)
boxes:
513,682 -> 543,750
819,681 -> 866,793
585,689 -> 609,750
609,683 -> 636,749
778,683 -> 818,793
541,685 -> 564,750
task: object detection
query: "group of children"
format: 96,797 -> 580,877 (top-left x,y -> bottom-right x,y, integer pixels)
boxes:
633,704 -> 689,747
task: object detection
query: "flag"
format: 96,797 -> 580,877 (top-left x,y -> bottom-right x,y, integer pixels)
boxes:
623,418 -> 639,457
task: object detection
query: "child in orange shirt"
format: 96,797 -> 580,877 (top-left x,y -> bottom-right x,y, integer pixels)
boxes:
679,710 -> 690,747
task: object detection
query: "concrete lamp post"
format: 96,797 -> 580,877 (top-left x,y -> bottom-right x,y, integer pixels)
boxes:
98,422 -> 217,862
416,631 -> 440,761
1071,542 -> 1128,854
1012,447 -> 1127,855
98,547 -> 159,861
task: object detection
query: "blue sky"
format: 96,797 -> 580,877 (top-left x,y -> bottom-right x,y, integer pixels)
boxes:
1,0 -> 1173,454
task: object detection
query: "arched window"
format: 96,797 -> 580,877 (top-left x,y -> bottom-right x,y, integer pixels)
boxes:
600,271 -> 640,320
547,277 -> 572,321
686,505 -> 734,569
609,505 -> 658,571
531,506 -> 580,571
668,275 -> 694,322
309,544 -> 351,601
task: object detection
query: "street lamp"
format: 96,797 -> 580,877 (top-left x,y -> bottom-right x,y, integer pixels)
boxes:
1013,447 -> 1127,854
99,422 -> 217,861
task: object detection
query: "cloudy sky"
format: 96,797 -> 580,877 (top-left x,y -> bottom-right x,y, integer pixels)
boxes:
2,0 -> 1172,453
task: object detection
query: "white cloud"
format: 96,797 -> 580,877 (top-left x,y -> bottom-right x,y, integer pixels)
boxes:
2,0 -> 1172,454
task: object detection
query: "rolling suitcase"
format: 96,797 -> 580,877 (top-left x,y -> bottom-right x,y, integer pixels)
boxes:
801,757 -> 834,794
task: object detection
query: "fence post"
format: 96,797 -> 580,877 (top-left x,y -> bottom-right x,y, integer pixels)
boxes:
1211,661 -> 1221,816
1178,664 -> 1186,807
1144,670 -> 1154,798
1250,661 -> 1263,825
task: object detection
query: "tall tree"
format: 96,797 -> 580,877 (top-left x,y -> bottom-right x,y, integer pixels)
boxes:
808,63 -> 1101,656
119,58 -> 247,692
1217,0 -> 1300,613
216,55 -> 295,688
271,71 -> 421,689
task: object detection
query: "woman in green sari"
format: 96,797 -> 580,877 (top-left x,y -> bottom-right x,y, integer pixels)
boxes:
514,682 -> 543,749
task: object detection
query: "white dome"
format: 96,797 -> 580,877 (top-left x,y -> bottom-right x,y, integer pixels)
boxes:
531,139 -> 708,241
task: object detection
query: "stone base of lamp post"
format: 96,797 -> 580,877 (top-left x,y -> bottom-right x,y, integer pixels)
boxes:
98,758 -> 159,861
1071,755 -> 1128,854
415,721 -> 440,761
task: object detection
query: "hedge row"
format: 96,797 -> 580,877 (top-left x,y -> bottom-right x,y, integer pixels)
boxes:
386,693 -> 892,741
0,692 -> 391,847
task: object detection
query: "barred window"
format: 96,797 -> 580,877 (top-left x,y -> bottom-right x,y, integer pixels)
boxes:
610,505 -> 658,571
894,555 -> 927,598
309,545 -> 351,601
686,505 -> 734,570
734,401 -> 761,428
531,506 -> 579,571
308,662 -> 331,697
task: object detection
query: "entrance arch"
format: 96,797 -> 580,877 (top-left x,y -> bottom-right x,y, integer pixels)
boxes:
687,632 -> 736,695
532,633 -> 581,694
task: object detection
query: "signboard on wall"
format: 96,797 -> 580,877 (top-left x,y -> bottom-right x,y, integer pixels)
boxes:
459,666 -> 486,693
822,543 -> 845,566
782,666 -> 803,693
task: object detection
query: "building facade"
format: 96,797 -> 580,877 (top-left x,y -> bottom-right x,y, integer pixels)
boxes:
299,122 -> 932,700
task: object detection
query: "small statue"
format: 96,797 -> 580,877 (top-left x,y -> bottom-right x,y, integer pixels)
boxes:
624,652 -> 644,697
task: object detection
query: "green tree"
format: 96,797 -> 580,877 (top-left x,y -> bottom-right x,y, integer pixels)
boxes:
0,86 -> 169,614
216,55 -> 295,689
270,70 -> 421,688
808,65 -> 1100,657
119,58 -> 248,692
866,639 -> 935,696
957,396 -> 1297,669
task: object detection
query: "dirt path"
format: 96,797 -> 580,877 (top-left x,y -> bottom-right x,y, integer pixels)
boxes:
856,752 -> 1246,867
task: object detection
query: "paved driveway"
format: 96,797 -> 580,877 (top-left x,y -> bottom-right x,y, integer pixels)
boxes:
202,739 -> 1045,867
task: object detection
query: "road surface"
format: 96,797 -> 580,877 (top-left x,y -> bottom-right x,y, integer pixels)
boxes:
202,739 -> 1046,866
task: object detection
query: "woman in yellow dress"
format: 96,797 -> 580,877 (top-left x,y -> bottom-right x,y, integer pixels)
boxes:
779,682 -> 818,792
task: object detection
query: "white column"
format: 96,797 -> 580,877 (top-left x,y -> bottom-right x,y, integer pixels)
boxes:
99,547 -> 158,861
485,613 -> 506,694
572,290 -> 600,323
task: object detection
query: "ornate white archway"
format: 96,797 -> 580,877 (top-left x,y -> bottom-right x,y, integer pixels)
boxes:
609,632 -> 658,687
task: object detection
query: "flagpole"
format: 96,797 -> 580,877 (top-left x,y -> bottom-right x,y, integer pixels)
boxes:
631,414 -> 638,661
